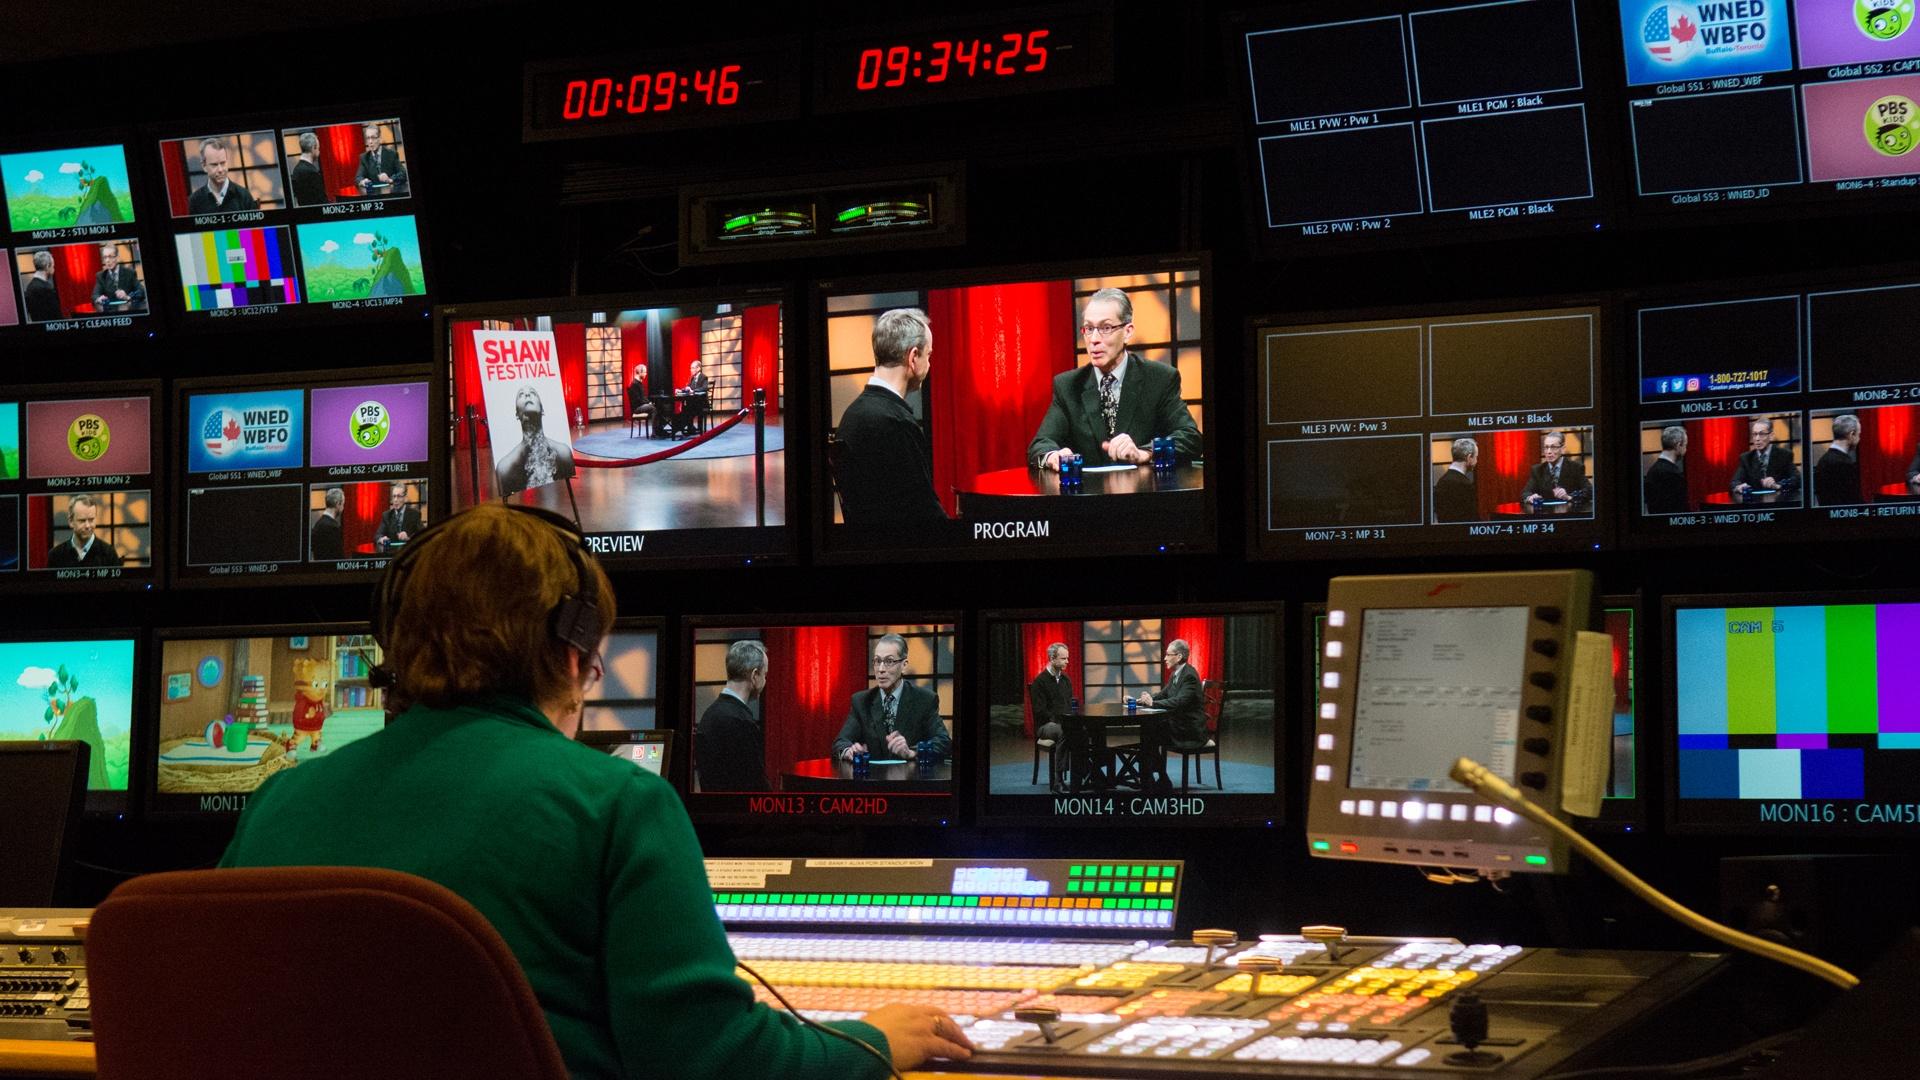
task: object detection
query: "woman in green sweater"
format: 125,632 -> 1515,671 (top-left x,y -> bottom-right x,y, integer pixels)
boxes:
221,504 -> 971,1078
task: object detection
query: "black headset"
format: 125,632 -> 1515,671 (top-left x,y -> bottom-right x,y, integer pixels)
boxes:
368,504 -> 603,690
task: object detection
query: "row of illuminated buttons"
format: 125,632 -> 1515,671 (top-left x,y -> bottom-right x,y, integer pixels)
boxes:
713,892 -> 1172,909
749,984 -> 1028,1016
730,935 -> 1138,966
1069,864 -> 1178,879
1336,799 -> 1516,824
739,961 -> 1088,990
719,905 -> 1175,928
1067,880 -> 1174,895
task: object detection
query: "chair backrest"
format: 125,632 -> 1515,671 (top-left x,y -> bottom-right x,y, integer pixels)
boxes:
88,866 -> 569,1080
1202,679 -> 1224,733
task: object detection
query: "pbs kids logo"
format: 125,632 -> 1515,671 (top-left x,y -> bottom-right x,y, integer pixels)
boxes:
1867,94 -> 1920,156
1857,0 -> 1914,41
351,400 -> 391,450
66,413 -> 110,463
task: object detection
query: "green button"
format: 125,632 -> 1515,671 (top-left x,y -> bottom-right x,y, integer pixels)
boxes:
1070,865 -> 1084,876
1129,866 -> 1142,878
1312,840 -> 1331,852
1100,865 -> 1114,877
966,896 -> 980,906
1161,866 -> 1177,877
1097,881 -> 1111,893
940,896 -> 953,906
1525,855 -> 1549,866
1147,866 -> 1162,878
1067,881 -> 1081,892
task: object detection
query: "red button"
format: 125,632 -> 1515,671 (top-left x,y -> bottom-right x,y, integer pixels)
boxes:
1339,842 -> 1359,854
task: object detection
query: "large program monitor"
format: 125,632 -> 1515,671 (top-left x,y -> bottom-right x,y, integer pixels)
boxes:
0,382 -> 160,590
814,253 -> 1212,563
977,604 -> 1283,826
173,368 -> 435,585
1,133 -> 151,338
1667,592 -> 1920,835
151,105 -> 428,328
1307,570 -> 1611,874
440,286 -> 793,567
682,615 -> 959,824
1235,0 -> 1605,252
148,624 -> 385,817
0,632 -> 139,815
1618,0 -> 1920,218
1628,273 -> 1920,546
1253,302 -> 1607,558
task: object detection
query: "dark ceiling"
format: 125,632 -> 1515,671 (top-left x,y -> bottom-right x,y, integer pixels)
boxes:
0,0 -> 526,64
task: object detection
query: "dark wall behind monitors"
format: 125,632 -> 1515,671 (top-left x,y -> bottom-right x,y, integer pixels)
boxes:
441,287 -> 792,567
682,616 -> 959,824
148,625 -> 383,817
1627,273 -> 1920,546
1618,0 -> 1920,219
814,253 -> 1211,562
1252,303 -> 1608,558
979,605 -> 1282,826
1,135 -> 152,338
1667,592 -> 1920,835
150,106 -> 429,328
0,382 -> 160,590
173,369 -> 436,585
0,631 -> 139,814
1236,0 -> 1605,253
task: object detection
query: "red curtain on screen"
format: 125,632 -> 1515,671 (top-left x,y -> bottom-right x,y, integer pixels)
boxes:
1474,429 -> 1538,518
551,323 -> 588,433
1162,617 -> 1225,731
925,281 -> 1076,518
1860,404 -> 1919,493
671,316 -> 702,390
161,144 -> 192,217
342,482 -> 385,554
741,303 -> 781,420
760,625 -> 869,782
53,243 -> 102,316
25,497 -> 51,569
1604,610 -> 1632,715
620,323 -> 648,421
1019,621 -> 1078,738
450,319 -> 487,450
318,124 -> 363,199
1684,416 -> 1746,512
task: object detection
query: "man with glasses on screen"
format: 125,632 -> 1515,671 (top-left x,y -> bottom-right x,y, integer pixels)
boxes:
833,308 -> 947,526
834,634 -> 950,764
1029,287 -> 1202,471
91,244 -> 144,314
1731,417 -> 1799,499
1522,431 -> 1588,506
356,125 -> 407,196
187,138 -> 256,215
47,494 -> 121,569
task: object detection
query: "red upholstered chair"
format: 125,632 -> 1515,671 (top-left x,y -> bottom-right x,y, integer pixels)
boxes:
86,866 -> 569,1080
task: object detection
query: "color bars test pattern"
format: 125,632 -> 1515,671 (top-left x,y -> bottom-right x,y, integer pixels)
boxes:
175,227 -> 300,310
1674,604 -> 1920,801
714,863 -> 1179,929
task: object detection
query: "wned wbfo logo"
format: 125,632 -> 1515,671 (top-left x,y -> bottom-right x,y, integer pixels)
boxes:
201,405 -> 292,459
1640,2 -> 1773,65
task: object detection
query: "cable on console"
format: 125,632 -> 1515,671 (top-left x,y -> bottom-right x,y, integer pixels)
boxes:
734,958 -> 906,1080
1450,757 -> 1860,991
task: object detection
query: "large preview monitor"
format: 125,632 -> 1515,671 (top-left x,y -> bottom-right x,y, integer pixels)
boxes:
173,368 -> 435,585
977,604 -> 1284,826
0,382 -> 160,590
152,105 -> 429,328
1253,301 -> 1608,558
683,615 -> 959,824
441,286 -> 792,566
1,133 -> 151,339
0,632 -> 139,814
149,625 -> 384,816
1667,592 -> 1920,835
814,254 -> 1213,562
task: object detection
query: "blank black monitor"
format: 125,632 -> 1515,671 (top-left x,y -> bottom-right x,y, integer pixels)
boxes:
0,740 -> 89,906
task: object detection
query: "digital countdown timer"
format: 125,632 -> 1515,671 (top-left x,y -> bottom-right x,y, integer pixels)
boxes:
814,4 -> 1113,114
523,40 -> 802,140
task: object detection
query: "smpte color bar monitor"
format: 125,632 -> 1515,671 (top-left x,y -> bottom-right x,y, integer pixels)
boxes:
707,858 -> 1182,932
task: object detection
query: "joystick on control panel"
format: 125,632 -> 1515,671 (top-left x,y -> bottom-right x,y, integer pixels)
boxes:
1191,928 -> 1238,971
1012,1006 -> 1062,1046
1301,924 -> 1348,963
1444,990 -> 1504,1067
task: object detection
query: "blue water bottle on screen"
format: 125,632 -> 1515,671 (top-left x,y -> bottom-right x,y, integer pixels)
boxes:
1126,694 -> 1138,715
852,749 -> 870,776
1065,453 -> 1084,488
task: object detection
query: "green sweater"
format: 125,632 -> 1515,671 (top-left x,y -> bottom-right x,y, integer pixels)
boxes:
221,699 -> 889,1080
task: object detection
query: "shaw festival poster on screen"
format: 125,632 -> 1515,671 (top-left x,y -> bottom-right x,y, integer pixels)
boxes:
473,329 -> 577,498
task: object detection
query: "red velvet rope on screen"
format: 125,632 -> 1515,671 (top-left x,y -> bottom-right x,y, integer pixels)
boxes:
569,407 -> 750,469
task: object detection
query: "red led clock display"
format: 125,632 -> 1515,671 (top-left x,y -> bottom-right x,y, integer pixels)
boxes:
522,42 -> 801,140
852,30 -> 1053,90
814,6 -> 1113,114
559,66 -> 743,119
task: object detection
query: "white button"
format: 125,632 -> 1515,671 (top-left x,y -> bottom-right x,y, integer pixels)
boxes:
1322,672 -> 1340,689
1474,806 -> 1494,823
1320,702 -> 1338,720
1450,804 -> 1468,821
1340,799 -> 1355,814
1325,641 -> 1343,658
1494,808 -> 1516,825
1314,765 -> 1332,782
1318,733 -> 1335,750
1357,799 -> 1375,816
1403,801 -> 1422,821
1329,610 -> 1346,627
1381,801 -> 1399,818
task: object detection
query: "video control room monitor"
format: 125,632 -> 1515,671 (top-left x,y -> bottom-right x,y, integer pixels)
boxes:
0,382 -> 160,591
0,631 -> 139,814
1,134 -> 151,339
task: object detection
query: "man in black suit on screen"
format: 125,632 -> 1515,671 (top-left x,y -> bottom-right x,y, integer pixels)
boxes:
1731,417 -> 1800,499
833,634 -> 951,763
374,484 -> 422,551
1814,413 -> 1862,507
186,139 -> 257,215
1432,437 -> 1479,523
91,244 -> 145,314
833,307 -> 948,526
1028,288 -> 1202,471
1521,431 -> 1588,505
1643,425 -> 1689,515
696,640 -> 770,792
1029,642 -> 1072,788
46,494 -> 121,569
1132,639 -> 1205,794
355,125 -> 407,196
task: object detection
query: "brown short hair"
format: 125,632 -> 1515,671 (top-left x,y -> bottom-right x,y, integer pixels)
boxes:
385,504 -> 615,712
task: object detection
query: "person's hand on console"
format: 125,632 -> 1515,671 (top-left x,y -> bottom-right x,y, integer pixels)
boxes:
841,742 -> 868,762
886,730 -> 912,760
1042,448 -> 1077,472
863,1004 -> 974,1069
1102,433 -> 1151,465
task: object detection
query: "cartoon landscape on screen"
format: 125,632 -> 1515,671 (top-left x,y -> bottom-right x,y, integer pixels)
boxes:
0,639 -> 137,791
2,147 -> 135,232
